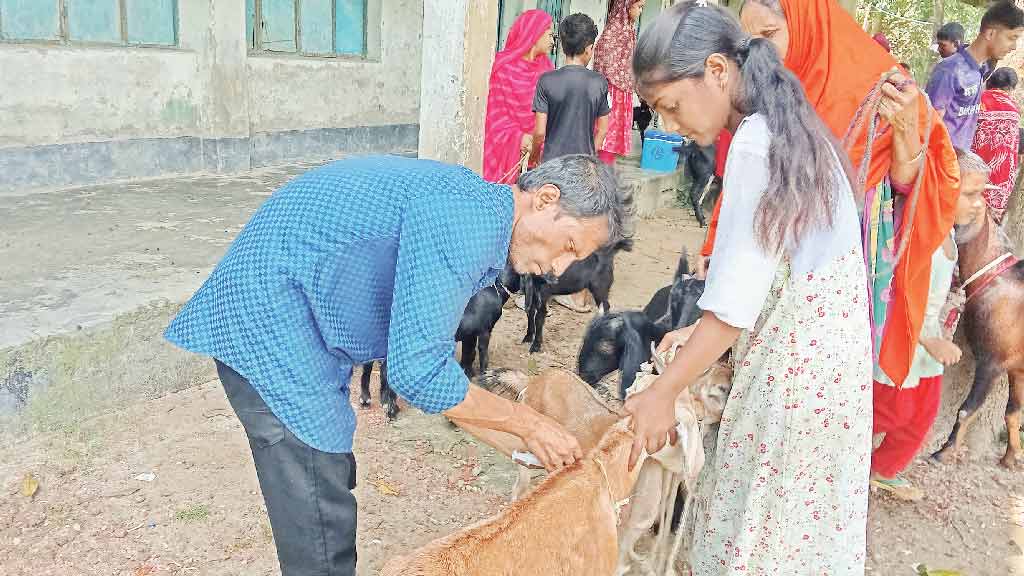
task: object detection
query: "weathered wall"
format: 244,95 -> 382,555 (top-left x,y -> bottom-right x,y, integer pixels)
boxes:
418,0 -> 497,173
0,0 -> 422,194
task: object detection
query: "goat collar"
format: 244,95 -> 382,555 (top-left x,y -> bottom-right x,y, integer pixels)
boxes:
962,252 -> 1020,303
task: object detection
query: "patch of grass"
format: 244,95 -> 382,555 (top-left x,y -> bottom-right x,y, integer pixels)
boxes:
0,300 -> 216,459
175,503 -> 211,523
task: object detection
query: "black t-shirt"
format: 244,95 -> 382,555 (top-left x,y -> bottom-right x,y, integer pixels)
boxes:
533,65 -> 611,161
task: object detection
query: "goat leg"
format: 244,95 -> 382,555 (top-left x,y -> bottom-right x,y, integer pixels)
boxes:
379,362 -> 399,421
477,331 -> 491,375
530,297 -> 548,354
359,362 -> 373,408
461,335 -> 478,378
1001,369 -> 1024,469
933,358 -> 1003,463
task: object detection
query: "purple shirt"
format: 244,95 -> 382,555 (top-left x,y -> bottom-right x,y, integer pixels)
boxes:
926,46 -> 986,150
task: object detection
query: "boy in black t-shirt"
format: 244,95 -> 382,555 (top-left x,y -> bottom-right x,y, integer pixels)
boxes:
529,13 -> 611,166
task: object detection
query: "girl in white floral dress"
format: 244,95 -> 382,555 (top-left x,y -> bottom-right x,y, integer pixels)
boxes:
626,3 -> 872,574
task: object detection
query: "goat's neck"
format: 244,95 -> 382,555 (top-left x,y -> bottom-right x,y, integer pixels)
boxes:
593,430 -> 644,502
958,214 -> 1008,280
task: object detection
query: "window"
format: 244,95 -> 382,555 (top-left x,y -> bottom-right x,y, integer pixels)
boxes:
0,0 -> 178,46
247,0 -> 368,57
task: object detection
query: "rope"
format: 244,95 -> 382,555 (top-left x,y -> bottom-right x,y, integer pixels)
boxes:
842,69 -> 935,280
496,151 -> 530,185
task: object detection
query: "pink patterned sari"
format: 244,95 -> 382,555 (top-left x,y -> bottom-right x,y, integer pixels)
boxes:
483,10 -> 553,183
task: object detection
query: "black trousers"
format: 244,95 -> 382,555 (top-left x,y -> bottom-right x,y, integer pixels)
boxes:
216,360 -> 357,576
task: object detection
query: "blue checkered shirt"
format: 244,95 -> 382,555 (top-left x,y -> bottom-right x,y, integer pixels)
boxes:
165,156 -> 514,453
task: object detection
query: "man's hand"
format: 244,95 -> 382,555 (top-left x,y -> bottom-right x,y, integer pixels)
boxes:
519,411 -> 583,472
623,383 -> 678,470
921,337 -> 962,366
879,69 -> 919,133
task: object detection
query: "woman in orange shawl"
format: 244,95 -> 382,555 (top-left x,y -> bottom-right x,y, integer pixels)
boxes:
739,0 -> 960,391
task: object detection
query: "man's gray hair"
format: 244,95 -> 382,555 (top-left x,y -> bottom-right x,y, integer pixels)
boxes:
957,149 -> 992,176
518,154 -> 633,244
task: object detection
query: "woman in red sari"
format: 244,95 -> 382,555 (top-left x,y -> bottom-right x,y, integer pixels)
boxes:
593,0 -> 646,165
484,10 -> 554,183
972,67 -> 1021,223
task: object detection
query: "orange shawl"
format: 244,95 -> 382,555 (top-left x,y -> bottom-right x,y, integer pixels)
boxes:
778,0 -> 960,386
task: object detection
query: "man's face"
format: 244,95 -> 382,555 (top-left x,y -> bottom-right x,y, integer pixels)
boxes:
740,2 -> 789,61
937,39 -> 959,58
508,185 -> 610,278
986,26 -> 1024,60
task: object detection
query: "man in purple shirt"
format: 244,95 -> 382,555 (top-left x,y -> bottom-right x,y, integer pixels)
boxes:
927,1 -> 1024,151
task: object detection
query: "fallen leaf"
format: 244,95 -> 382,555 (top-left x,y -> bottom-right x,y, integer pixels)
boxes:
369,479 -> 401,497
21,473 -> 38,498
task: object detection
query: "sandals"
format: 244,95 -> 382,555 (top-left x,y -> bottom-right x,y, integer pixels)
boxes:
870,474 -> 924,501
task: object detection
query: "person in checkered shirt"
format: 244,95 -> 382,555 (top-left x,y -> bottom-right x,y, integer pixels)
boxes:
165,153 -> 630,575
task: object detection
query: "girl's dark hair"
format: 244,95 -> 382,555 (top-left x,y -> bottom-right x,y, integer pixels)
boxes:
987,66 -> 1019,91
633,1 -> 847,254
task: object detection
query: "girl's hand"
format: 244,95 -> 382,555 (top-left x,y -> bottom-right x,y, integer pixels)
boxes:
657,323 -> 698,354
879,69 -> 919,133
921,337 -> 962,366
624,383 -> 679,470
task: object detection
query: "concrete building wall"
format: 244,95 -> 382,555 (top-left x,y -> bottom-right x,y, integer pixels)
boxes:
0,0 -> 422,194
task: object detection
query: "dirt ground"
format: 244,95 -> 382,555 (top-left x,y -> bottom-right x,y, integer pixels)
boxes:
1,207 -> 1021,575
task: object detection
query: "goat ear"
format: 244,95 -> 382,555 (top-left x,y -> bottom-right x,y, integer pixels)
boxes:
619,326 -> 650,398
674,248 -> 690,281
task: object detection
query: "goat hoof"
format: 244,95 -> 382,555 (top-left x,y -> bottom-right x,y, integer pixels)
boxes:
529,343 -> 542,354
360,398 -> 371,408
384,403 -> 399,422
1000,454 -> 1020,470
521,336 -> 533,345
931,448 -> 957,464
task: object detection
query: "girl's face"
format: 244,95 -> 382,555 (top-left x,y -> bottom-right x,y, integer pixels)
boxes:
639,56 -> 734,147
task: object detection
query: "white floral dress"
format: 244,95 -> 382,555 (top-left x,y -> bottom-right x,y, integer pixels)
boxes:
689,115 -> 873,575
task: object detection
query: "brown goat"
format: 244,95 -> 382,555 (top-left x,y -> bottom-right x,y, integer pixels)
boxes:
933,212 -> 1024,468
379,420 -> 641,576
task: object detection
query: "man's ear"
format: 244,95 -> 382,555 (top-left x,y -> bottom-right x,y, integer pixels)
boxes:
533,183 -> 561,211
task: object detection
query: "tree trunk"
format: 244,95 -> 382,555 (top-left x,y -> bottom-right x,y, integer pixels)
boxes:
1003,163 -> 1024,256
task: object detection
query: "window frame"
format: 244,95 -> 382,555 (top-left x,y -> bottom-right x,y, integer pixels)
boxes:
0,0 -> 179,48
249,0 -> 370,59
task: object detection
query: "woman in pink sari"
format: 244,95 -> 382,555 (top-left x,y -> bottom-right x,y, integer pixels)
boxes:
972,67 -> 1021,223
484,10 -> 554,183
593,0 -> 646,165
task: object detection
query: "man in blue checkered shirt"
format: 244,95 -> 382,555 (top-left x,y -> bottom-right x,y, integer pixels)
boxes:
165,154 -> 629,575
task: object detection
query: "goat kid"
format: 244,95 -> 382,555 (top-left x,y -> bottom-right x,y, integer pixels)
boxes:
522,238 -> 633,354
379,420 -> 642,576
578,250 -> 705,397
932,211 -> 1024,469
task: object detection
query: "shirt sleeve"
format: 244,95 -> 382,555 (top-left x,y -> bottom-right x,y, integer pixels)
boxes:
386,195 -> 495,414
920,244 -> 955,340
533,77 -> 549,114
598,78 -> 612,117
926,63 -> 956,116
697,121 -> 781,330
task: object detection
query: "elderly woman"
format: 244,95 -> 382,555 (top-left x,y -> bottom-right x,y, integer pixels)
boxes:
625,3 -> 872,572
484,10 -> 554,183
739,0 -> 960,392
593,0 -> 646,165
972,67 -> 1021,222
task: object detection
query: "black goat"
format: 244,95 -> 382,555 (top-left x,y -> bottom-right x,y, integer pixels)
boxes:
359,361 -> 399,421
359,269 -> 518,419
455,268 -> 517,376
679,139 -> 718,228
577,250 -> 705,397
634,99 -> 653,147
522,238 -> 634,354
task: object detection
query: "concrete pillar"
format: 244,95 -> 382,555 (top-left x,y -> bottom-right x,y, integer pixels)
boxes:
418,0 -> 499,173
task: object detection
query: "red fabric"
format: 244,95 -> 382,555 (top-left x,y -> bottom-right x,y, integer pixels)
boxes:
972,89 -> 1021,221
701,130 -> 733,258
872,33 -> 891,53
779,0 -> 961,388
872,375 -> 943,478
600,84 -> 634,158
598,150 -> 617,165
483,10 -> 554,183
593,0 -> 641,93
